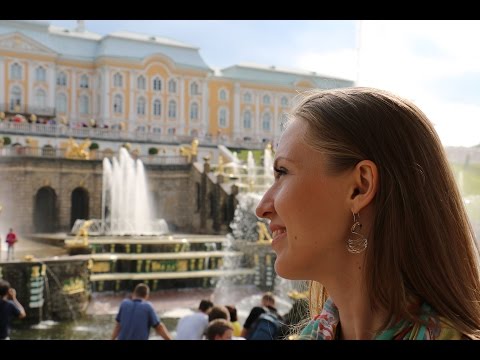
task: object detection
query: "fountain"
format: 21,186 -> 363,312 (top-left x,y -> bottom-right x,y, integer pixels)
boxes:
71,147 -> 169,236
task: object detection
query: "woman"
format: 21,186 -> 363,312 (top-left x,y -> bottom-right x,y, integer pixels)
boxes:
256,87 -> 480,340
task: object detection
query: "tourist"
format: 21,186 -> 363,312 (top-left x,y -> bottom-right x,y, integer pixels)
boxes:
0,279 -> 26,340
255,87 -> 480,339
111,283 -> 172,340
241,292 -> 282,339
5,228 -> 17,261
175,299 -> 213,340
225,305 -> 242,337
205,318 -> 234,340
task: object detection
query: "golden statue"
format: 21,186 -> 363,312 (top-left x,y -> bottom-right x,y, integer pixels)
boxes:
65,138 -> 91,160
217,155 -> 225,174
257,221 -> 272,242
179,138 -> 199,162
74,220 -> 93,246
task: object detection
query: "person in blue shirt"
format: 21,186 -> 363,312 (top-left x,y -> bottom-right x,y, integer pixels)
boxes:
111,283 -> 172,340
0,280 -> 26,340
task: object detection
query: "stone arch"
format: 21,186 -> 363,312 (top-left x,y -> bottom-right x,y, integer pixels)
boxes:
33,186 -> 58,233
70,187 -> 89,229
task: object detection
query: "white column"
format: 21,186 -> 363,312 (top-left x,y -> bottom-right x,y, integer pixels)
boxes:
129,71 -> 135,128
273,95 -> 278,138
179,77 -> 185,133
179,79 -> 187,136
70,69 -> 77,121
233,82 -> 240,139
48,63 -> 55,109
101,67 -> 110,122
0,57 -> 4,108
255,91 -> 261,141
28,61 -> 34,111
201,79 -> 208,136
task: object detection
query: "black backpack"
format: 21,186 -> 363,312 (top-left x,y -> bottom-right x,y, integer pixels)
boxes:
247,309 -> 282,340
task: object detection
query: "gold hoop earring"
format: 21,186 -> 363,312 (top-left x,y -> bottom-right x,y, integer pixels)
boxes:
346,212 -> 367,254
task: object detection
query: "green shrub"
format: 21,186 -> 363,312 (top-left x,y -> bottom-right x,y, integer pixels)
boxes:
148,147 -> 159,155
3,136 -> 11,146
89,142 -> 99,150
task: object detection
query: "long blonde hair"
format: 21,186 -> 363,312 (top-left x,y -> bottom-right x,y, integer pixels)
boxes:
291,87 -> 480,338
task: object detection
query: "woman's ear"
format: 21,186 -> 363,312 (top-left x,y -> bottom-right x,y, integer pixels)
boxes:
349,160 -> 378,213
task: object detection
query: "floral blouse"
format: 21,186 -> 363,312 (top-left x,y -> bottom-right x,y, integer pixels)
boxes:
298,297 -> 468,340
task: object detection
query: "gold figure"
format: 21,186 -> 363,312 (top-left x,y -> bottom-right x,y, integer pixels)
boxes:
75,220 -> 93,246
217,155 -> 225,174
65,138 -> 91,160
257,221 -> 272,242
179,138 -> 199,162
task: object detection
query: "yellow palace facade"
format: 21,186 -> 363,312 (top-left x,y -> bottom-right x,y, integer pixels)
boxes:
0,20 -> 353,151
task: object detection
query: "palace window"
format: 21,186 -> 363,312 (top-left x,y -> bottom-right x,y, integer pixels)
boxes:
113,94 -> 123,113
137,97 -> 146,116
35,66 -> 46,82
137,75 -> 146,90
190,102 -> 199,120
80,75 -> 89,88
113,73 -> 123,87
10,63 -> 22,80
79,95 -> 89,114
168,79 -> 177,93
57,93 -> 67,113
243,111 -> 252,129
153,77 -> 162,91
57,72 -> 67,86
168,100 -> 177,119
262,112 -> 271,131
153,99 -> 162,116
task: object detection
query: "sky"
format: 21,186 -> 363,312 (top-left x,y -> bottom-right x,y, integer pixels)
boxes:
47,20 -> 480,147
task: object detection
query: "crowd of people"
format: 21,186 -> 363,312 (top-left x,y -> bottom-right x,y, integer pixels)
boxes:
110,283 -> 305,341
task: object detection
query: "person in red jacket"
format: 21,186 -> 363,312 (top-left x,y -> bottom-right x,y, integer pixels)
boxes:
5,228 -> 17,261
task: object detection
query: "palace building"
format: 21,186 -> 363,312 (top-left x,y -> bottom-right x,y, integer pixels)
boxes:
0,20 -> 354,153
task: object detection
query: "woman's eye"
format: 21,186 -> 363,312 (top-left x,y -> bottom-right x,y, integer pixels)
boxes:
273,167 -> 287,179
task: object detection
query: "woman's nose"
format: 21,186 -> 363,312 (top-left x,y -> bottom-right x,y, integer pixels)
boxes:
255,189 -> 274,219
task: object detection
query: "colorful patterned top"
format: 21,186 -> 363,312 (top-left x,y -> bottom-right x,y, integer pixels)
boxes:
298,297 -> 469,340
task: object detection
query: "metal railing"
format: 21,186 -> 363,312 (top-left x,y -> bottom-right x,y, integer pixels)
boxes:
0,146 -> 189,165
0,121 -> 271,149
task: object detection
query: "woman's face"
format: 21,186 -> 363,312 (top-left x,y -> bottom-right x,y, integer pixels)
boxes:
256,120 -> 353,281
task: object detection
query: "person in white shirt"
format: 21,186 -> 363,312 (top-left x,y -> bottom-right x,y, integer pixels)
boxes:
175,299 -> 213,340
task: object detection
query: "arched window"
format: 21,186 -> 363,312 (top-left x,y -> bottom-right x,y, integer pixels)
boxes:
34,88 -> 46,109
243,92 -> 252,103
218,108 -> 228,128
113,94 -> 123,114
35,66 -> 46,82
137,75 -> 146,90
153,77 -> 162,91
219,89 -> 227,101
167,128 -> 176,135
137,97 -> 146,115
79,95 -> 89,114
281,96 -> 288,107
190,81 -> 199,96
57,93 -> 67,113
10,63 -> 22,80
168,100 -> 176,118
153,127 -> 162,134
263,95 -> 271,105
168,79 -> 176,93
243,111 -> 252,129
80,74 -> 89,88
113,73 -> 123,87
153,99 -> 161,116
57,72 -> 67,86
10,86 -> 21,110
190,102 -> 199,120
262,113 -> 271,131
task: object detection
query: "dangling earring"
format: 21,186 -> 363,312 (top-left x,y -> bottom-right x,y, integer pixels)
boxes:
346,212 -> 367,254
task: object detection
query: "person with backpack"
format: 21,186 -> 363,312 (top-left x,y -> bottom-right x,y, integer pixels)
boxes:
241,292 -> 283,340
